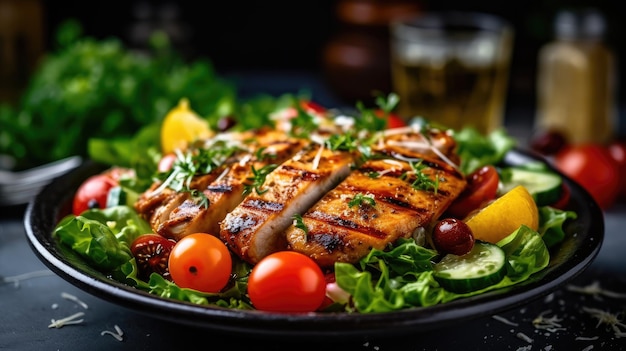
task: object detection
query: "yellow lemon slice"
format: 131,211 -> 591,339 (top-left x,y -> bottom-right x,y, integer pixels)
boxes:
464,185 -> 539,244
161,98 -> 212,154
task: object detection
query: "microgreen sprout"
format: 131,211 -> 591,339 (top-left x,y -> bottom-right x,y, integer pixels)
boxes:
243,164 -> 278,195
293,214 -> 309,235
404,160 -> 439,193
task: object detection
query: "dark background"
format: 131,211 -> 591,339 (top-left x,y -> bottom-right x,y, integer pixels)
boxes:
27,0 -> 626,110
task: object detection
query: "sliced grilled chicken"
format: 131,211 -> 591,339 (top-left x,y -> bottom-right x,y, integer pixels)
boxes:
134,130 -> 256,235
285,133 -> 466,267
157,130 -> 307,240
220,143 -> 357,264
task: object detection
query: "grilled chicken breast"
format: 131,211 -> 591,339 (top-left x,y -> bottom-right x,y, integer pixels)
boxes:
285,131 -> 466,267
220,143 -> 357,264
135,129 -> 291,239
156,130 -> 307,240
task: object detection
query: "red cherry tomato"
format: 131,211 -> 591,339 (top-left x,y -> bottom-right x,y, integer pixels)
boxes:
158,153 -> 177,173
607,140 -> 626,199
446,165 -> 500,219
168,233 -> 232,293
130,234 -> 176,280
248,251 -> 326,313
72,174 -> 118,216
554,143 -> 621,209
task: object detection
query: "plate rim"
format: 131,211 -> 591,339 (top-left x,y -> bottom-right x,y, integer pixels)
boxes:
23,148 -> 604,339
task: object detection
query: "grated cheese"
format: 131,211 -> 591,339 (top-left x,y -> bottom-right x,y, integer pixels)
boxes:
1,269 -> 55,288
582,307 -> 626,338
48,312 -> 85,328
567,281 -> 626,300
516,332 -> 534,343
492,315 -> 519,326
61,292 -> 88,309
575,336 -> 599,341
100,324 -> 124,341
532,310 -> 566,333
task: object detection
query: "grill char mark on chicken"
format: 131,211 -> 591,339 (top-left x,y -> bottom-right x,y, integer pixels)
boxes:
220,143 -> 357,264
284,132 -> 466,268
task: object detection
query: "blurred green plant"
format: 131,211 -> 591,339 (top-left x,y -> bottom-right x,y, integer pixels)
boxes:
0,19 -> 237,170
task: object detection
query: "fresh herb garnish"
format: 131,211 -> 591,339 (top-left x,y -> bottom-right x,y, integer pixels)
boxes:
353,92 -> 400,132
289,99 -> 318,138
293,214 -> 309,235
255,147 -> 277,161
348,193 -> 376,208
155,141 -> 238,207
243,164 -> 278,195
406,160 -> 439,193
324,133 -> 360,152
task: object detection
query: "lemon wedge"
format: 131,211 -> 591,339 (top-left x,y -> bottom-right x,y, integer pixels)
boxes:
464,185 -> 539,244
160,98 -> 212,154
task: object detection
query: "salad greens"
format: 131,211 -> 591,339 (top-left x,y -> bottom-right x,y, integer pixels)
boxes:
0,20 -> 236,170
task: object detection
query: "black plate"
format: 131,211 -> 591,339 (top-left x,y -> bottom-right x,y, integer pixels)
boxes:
24,149 -> 604,339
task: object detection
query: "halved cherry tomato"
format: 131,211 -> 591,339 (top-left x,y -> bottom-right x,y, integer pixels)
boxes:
130,234 -> 176,280
248,251 -> 326,313
72,174 -> 118,216
446,165 -> 500,219
168,233 -> 232,293
554,143 -> 621,209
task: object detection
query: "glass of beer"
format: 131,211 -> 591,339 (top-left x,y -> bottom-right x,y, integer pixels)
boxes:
390,12 -> 514,134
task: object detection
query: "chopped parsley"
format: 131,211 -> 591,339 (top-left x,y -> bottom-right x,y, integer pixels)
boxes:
404,160 -> 440,193
155,141 -> 239,207
348,193 -> 376,208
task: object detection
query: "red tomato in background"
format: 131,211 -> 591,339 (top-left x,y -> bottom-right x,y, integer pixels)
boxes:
72,174 -> 118,216
554,144 -> 621,209
168,233 -> 232,293
446,165 -> 500,219
607,140 -> 626,199
247,251 -> 326,313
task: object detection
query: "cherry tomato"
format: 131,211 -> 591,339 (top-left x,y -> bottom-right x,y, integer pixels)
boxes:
158,153 -> 177,173
446,165 -> 500,219
248,251 -> 326,313
374,109 -> 406,129
130,234 -> 176,280
554,143 -> 621,209
72,174 -> 118,216
607,140 -> 626,199
168,233 -> 232,293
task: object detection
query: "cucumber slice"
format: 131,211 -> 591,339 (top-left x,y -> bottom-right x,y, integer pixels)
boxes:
499,166 -> 562,206
433,241 -> 507,294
